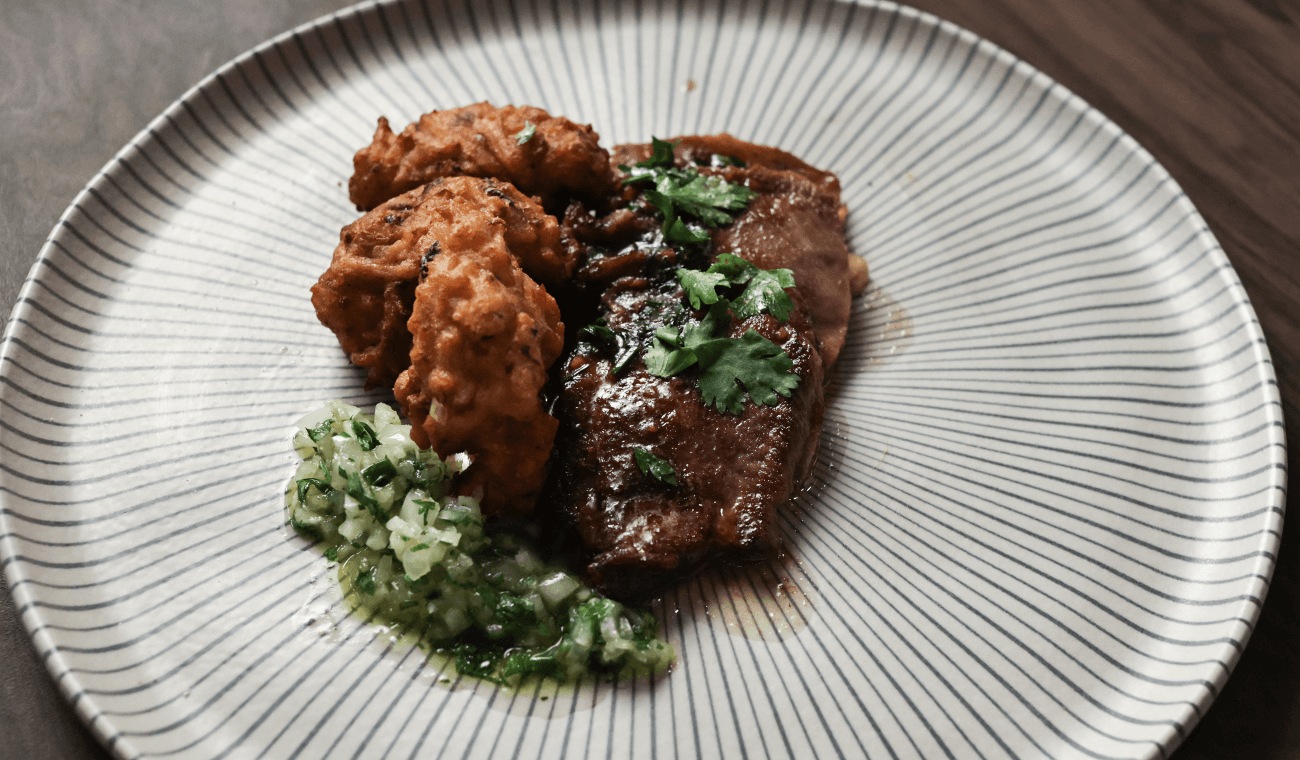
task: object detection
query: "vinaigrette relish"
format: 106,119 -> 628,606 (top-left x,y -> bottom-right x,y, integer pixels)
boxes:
285,400 -> 673,684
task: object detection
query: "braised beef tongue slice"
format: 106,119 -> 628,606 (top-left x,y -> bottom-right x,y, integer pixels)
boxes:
612,136 -> 852,368
551,275 -> 825,602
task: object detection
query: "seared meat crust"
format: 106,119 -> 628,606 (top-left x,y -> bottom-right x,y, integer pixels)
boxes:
551,278 -> 825,601
311,176 -> 568,389
349,102 -> 616,214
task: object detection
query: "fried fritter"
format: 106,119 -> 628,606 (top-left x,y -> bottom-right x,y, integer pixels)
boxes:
310,176 -> 569,389
393,226 -> 564,518
349,102 -> 616,214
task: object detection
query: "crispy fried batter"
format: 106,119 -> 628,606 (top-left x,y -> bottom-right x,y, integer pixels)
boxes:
349,102 -> 615,213
311,176 -> 569,389
393,224 -> 564,518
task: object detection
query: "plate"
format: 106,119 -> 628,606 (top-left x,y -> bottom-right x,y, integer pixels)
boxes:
0,1 -> 1284,758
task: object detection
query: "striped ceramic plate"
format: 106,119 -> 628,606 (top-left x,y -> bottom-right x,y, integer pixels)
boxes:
0,1 -> 1284,758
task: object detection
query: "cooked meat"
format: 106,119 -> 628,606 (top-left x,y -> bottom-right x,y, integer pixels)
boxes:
349,102 -> 616,214
314,113 -> 854,591
392,191 -> 565,518
549,274 -> 825,601
612,136 -> 853,367
311,176 -> 568,389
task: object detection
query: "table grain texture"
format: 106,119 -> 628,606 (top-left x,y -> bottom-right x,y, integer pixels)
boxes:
1,1 -> 1296,758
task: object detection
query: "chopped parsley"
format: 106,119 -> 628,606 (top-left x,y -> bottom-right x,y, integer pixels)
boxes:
514,121 -> 536,144
633,447 -> 678,485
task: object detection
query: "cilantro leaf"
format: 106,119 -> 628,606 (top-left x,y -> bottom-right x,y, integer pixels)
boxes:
731,268 -> 796,321
623,138 -> 757,242
306,419 -> 334,442
698,330 -> 800,414
579,319 -> 640,374
355,568 -> 377,595
637,137 -> 678,168
296,477 -> 334,505
350,420 -> 379,450
514,121 -> 536,145
579,321 -> 617,343
663,216 -> 710,243
707,253 -> 758,284
633,447 -> 678,486
675,254 -> 795,322
644,329 -> 697,377
676,268 -> 729,309
656,171 -> 755,227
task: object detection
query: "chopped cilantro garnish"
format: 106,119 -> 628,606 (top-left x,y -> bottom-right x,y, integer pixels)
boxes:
324,545 -> 339,562
514,121 -> 536,145
578,319 -> 639,374
698,329 -> 799,414
676,268 -> 730,309
288,515 -> 322,540
636,136 -> 677,168
362,458 -> 397,487
678,253 -> 795,322
415,498 -> 439,524
295,477 -> 334,505
633,447 -> 678,485
350,420 -> 379,450
645,303 -> 800,414
306,419 -> 334,442
410,542 -> 431,552
579,321 -> 617,343
355,568 -> 377,595
730,268 -> 796,321
621,137 -> 757,243
345,469 -> 385,520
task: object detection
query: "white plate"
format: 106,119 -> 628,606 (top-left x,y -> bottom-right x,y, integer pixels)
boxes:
0,1 -> 1284,758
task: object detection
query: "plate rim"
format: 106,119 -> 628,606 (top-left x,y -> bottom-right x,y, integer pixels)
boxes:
0,0 -> 1287,758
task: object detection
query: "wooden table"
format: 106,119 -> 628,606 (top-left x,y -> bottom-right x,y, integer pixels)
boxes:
1,1 -> 1295,757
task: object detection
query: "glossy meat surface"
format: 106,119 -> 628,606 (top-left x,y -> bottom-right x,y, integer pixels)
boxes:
550,276 -> 825,601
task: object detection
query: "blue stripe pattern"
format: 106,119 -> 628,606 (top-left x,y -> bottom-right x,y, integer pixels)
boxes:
0,0 -> 1284,758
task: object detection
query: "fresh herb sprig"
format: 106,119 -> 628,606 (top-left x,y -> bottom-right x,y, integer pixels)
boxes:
640,253 -> 802,414
620,138 -> 758,244
633,447 -> 677,485
677,253 -> 796,321
645,303 -> 800,415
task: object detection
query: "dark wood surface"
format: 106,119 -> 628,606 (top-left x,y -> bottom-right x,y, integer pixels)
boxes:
1,1 -> 1295,758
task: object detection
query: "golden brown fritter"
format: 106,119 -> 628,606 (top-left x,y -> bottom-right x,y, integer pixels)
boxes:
393,226 -> 565,518
311,176 -> 568,389
349,102 -> 616,213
